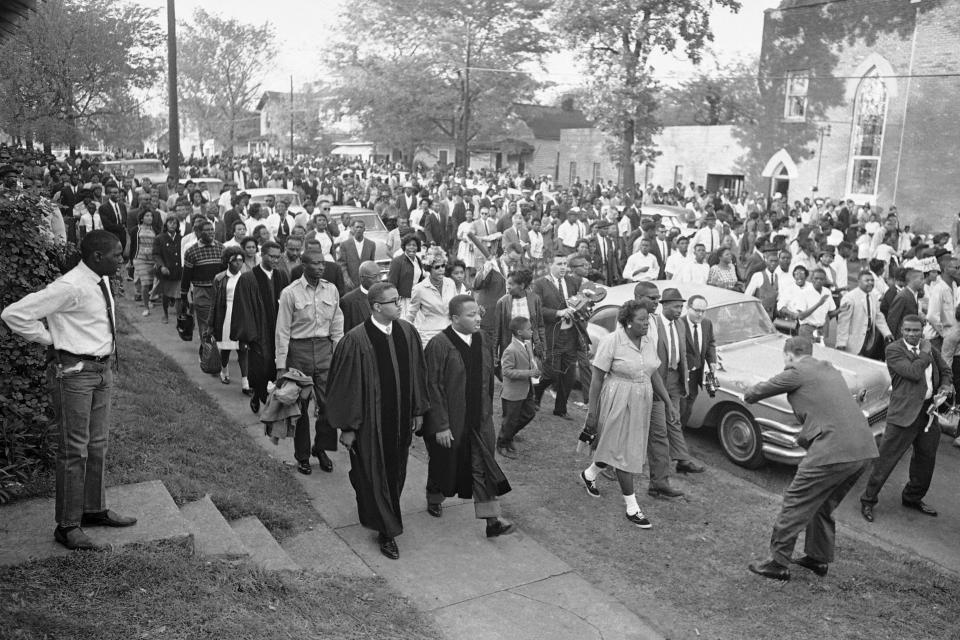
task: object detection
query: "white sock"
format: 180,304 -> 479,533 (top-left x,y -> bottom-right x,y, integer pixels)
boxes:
583,463 -> 602,482
623,493 -> 639,516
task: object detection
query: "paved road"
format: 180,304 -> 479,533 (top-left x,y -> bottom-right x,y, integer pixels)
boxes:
683,425 -> 960,576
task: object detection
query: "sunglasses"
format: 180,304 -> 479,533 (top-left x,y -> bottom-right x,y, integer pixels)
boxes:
375,297 -> 400,306
432,264 -> 447,270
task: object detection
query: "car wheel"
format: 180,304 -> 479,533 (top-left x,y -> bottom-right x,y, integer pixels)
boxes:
718,408 -> 765,469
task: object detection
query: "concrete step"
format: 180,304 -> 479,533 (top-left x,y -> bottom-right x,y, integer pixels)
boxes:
179,495 -> 248,560
281,526 -> 374,578
0,480 -> 192,567
230,516 -> 300,572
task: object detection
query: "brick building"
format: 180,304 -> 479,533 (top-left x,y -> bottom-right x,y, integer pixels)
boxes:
741,0 -> 960,230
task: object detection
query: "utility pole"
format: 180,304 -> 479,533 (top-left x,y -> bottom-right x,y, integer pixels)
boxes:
166,0 -> 180,180
289,75 -> 294,161
813,124 -> 831,193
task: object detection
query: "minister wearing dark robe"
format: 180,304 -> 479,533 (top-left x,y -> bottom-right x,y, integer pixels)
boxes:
231,242 -> 289,413
339,261 -> 380,331
421,295 -> 514,538
327,282 -> 429,560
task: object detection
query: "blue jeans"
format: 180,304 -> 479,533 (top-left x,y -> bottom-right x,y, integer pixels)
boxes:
48,359 -> 112,527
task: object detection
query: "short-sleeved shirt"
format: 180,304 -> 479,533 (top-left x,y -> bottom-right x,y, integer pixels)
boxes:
592,326 -> 659,381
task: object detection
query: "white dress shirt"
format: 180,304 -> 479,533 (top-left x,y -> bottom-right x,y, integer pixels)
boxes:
622,251 -> 660,282
371,316 -> 393,335
1,261 -> 114,357
672,260 -> 710,285
906,340 -> 933,399
665,251 -> 691,278
453,328 -> 473,346
691,226 -> 721,253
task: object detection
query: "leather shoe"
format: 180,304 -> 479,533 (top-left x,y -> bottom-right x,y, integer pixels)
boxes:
297,461 -> 312,475
81,510 -> 137,527
749,560 -> 790,581
250,395 -> 260,414
860,503 -> 874,522
793,555 -> 828,577
676,460 -> 706,474
486,519 -> 515,538
552,410 -> 570,419
427,504 -> 442,518
378,534 -> 399,560
648,485 -> 684,499
312,448 -> 333,472
497,442 -> 518,459
54,526 -> 106,551
902,499 -> 938,516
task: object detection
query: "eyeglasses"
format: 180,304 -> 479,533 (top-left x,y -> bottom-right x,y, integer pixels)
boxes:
375,297 -> 400,306
432,264 -> 447,270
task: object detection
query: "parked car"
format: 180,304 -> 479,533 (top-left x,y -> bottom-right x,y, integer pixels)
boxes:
586,282 -> 891,468
101,159 -> 167,185
329,205 -> 392,273
245,188 -> 306,217
639,204 -> 688,233
180,178 -> 223,203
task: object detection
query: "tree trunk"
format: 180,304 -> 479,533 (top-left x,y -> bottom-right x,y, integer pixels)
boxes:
620,117 -> 635,192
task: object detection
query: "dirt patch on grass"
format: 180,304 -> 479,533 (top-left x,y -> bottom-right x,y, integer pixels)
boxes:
16,314 -> 314,539
1,544 -> 442,640
499,413 -> 958,640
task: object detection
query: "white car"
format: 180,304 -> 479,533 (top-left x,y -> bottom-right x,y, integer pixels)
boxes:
101,159 -> 167,185
244,188 -> 306,216
180,178 -> 224,202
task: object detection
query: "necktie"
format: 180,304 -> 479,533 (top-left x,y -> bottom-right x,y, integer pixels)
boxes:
866,293 -> 874,331
280,217 -> 288,236
97,278 -> 118,364
709,229 -> 714,252
113,201 -> 120,221
557,277 -> 567,303
693,322 -> 700,363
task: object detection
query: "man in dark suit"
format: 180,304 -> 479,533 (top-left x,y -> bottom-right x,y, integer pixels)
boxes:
681,294 -> 716,436
595,221 -> 621,286
885,267 -> 922,338
860,315 -> 953,522
396,184 -> 417,217
98,183 -> 128,250
421,203 -> 448,249
744,336 -> 879,581
337,219 -> 377,290
648,224 -> 672,280
339,261 -> 379,331
531,255 -> 581,418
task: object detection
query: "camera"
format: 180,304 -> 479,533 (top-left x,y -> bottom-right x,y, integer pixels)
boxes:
704,369 -> 718,398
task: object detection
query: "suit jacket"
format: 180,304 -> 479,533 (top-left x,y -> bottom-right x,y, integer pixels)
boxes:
500,338 -> 539,401
596,235 -> 621,286
880,284 -> 900,317
885,339 -> 952,426
493,292 -> 545,362
98,200 -> 128,248
744,357 -> 879,468
886,287 -> 919,339
387,253 -> 425,298
684,317 -> 716,388
502,226 -> 530,251
338,238 -> 377,289
340,286 -> 372,332
422,211 -> 448,248
836,287 -> 891,354
530,275 -> 580,350
655,316 -> 689,397
396,193 -> 417,216
740,250 -> 765,285
648,238 -> 671,280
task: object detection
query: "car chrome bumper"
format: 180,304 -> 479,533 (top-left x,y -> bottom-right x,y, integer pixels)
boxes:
756,417 -> 889,466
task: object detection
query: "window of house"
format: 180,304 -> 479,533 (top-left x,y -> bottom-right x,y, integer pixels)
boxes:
784,70 -> 809,120
438,149 -> 448,165
569,162 -> 577,186
592,162 -> 600,183
847,71 -> 888,198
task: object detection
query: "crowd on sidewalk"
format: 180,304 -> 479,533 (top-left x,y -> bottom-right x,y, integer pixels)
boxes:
2,140 -> 957,573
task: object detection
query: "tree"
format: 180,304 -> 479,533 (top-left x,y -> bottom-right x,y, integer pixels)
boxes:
552,0 -> 741,190
178,9 -> 275,159
328,0 -> 550,168
0,0 -> 163,153
660,57 -> 760,126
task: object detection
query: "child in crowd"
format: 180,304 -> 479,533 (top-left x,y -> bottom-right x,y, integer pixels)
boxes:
496,316 -> 540,459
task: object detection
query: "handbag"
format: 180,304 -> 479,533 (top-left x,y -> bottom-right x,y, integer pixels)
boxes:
859,324 -> 885,360
773,317 -> 798,335
176,312 -> 194,341
199,332 -> 220,374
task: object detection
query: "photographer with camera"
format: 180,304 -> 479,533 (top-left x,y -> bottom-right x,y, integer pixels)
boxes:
680,294 -> 715,474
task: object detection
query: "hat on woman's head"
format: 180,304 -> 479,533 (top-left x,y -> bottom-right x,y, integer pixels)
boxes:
421,245 -> 448,267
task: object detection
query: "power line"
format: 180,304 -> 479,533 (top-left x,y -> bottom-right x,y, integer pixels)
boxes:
463,65 -> 960,82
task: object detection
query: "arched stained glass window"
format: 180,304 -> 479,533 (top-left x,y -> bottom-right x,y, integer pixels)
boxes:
847,70 -> 888,197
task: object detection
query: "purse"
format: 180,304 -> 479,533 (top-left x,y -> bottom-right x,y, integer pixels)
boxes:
199,332 -> 220,374
859,324 -> 884,360
773,317 -> 798,335
176,312 -> 194,341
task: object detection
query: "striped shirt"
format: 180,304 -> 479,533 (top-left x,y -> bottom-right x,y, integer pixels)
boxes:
181,240 -> 224,294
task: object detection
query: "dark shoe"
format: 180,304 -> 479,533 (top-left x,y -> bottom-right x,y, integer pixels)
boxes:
250,396 -> 260,414
54,526 -> 106,551
81,510 -> 137,527
486,519 -> 515,538
626,511 -> 652,529
427,504 -> 442,518
579,470 -> 601,498
793,555 -> 828,577
312,448 -> 334,472
497,442 -> 518,459
676,460 -> 706,474
378,534 -> 399,560
860,502 -> 874,523
902,499 -> 938,516
749,560 -> 790,581
552,410 -> 570,419
297,461 -> 312,475
648,485 -> 685,499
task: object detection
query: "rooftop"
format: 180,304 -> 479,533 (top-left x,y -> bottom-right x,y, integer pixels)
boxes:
512,103 -> 592,140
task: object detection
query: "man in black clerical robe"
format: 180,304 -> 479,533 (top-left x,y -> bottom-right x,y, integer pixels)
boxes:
231,242 -> 289,413
421,294 -> 514,538
327,282 -> 429,560
339,261 -> 379,331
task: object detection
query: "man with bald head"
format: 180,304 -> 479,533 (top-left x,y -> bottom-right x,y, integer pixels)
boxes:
340,261 -> 381,331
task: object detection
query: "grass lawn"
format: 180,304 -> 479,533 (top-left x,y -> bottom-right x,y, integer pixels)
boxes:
0,544 -> 441,640
497,412 -> 959,640
17,312 -> 314,539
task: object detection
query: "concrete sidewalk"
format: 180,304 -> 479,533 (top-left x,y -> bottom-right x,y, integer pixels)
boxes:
126,302 -> 663,640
